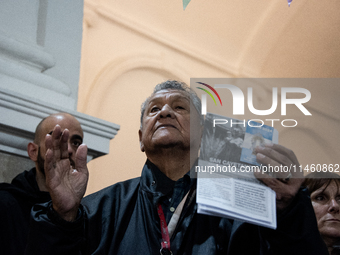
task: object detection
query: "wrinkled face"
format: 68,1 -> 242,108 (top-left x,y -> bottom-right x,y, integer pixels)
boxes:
311,181 -> 340,239
37,114 -> 83,174
139,89 -> 201,154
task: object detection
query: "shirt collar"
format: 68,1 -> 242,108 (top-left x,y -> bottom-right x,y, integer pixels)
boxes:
144,160 -> 191,196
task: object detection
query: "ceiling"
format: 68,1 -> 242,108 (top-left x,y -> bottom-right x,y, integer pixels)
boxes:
95,0 -> 340,78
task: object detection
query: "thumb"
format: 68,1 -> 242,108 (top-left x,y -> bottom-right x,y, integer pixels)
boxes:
75,144 -> 88,174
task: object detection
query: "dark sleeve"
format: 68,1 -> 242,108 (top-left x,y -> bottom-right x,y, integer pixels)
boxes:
0,193 -> 28,255
259,187 -> 328,255
228,187 -> 328,255
25,202 -> 86,255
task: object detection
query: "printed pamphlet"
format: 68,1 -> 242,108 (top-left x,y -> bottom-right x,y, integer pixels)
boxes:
196,113 -> 278,229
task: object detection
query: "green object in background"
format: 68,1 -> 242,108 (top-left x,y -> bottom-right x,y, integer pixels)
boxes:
183,0 -> 191,10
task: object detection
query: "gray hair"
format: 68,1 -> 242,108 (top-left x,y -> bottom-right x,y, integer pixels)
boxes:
140,80 -> 203,127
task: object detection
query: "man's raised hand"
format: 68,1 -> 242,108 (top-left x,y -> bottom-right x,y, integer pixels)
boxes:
44,124 -> 88,221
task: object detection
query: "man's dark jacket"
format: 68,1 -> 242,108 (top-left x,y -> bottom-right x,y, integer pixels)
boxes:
0,168 -> 51,254
26,161 -> 328,255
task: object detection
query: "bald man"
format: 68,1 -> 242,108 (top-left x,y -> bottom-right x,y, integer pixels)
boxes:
0,113 -> 84,255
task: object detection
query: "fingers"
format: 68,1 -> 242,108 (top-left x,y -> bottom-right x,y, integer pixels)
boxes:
254,143 -> 302,179
254,143 -> 295,165
45,125 -> 88,175
44,125 -> 71,178
59,129 -> 69,160
44,139 -> 55,178
254,169 -> 303,211
75,144 -> 88,175
45,125 -> 70,160
254,170 -> 302,189
253,143 -> 304,211
51,125 -> 69,159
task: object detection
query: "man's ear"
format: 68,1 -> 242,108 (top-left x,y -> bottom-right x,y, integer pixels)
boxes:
27,142 -> 39,162
138,129 -> 145,152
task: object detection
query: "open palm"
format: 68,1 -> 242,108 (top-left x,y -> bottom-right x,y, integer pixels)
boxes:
44,125 -> 89,221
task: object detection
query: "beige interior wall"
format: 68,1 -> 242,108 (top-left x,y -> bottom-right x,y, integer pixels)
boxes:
78,0 -> 340,195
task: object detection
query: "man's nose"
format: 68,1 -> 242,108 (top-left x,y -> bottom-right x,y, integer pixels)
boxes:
159,104 -> 174,118
328,198 -> 340,213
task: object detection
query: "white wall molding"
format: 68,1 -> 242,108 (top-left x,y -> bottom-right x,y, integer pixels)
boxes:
0,0 -> 121,183
0,87 -> 120,161
0,32 -> 55,71
0,57 -> 71,95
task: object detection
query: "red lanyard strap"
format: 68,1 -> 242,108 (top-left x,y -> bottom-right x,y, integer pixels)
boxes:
157,189 -> 192,254
157,204 -> 172,254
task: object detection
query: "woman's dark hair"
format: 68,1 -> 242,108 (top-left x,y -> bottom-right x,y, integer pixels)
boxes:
303,171 -> 340,194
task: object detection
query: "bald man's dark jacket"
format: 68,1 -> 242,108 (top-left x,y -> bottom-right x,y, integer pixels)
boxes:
26,161 -> 327,255
0,168 -> 51,254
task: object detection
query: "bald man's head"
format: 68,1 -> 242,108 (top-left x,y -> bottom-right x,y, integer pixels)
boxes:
34,113 -> 83,143
28,113 -> 84,175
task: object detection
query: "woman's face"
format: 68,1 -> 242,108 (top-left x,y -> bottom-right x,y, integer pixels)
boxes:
311,181 -> 340,239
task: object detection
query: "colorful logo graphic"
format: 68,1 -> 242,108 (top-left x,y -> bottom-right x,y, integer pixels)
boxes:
196,82 -> 223,106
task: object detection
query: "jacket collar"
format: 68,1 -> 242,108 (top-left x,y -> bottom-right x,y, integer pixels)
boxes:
140,160 -> 194,197
140,160 -> 175,196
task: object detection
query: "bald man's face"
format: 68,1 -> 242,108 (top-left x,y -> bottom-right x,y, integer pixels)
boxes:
35,114 -> 83,174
